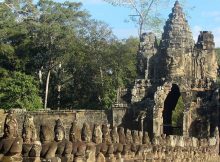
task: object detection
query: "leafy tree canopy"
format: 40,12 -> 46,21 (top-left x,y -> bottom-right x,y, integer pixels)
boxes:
0,70 -> 42,110
0,0 -> 138,110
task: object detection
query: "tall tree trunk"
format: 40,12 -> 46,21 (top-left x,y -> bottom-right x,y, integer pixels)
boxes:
44,70 -> 51,109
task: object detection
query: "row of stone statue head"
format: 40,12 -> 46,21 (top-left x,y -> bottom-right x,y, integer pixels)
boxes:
1,111 -> 219,162
22,116 -> 150,145
0,111 -> 151,162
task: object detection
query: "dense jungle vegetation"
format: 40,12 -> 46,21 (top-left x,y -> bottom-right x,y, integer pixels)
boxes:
0,0 -> 138,110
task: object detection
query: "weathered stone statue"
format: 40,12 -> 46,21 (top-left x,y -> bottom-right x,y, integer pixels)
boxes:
54,119 -> 72,162
85,145 -> 96,162
74,143 -> 86,162
22,115 -> 41,162
81,123 -> 91,143
125,129 -> 133,144
110,126 -> 119,144
122,144 -> 132,159
40,124 -> 58,161
0,112 -> 23,162
106,144 -> 116,162
142,131 -> 150,145
69,121 -> 86,161
132,130 -> 140,145
92,124 -> 102,144
69,122 -> 77,143
118,127 -> 126,145
96,152 -> 106,162
102,124 -> 111,144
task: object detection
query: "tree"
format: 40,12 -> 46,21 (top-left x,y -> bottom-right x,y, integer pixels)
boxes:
62,20 -> 117,109
61,22 -> 138,109
172,96 -> 184,135
103,0 -> 164,42
0,0 -> 138,110
0,70 -> 42,110
23,0 -> 89,109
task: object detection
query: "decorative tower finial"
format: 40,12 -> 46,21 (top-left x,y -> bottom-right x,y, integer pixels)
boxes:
174,0 -> 180,6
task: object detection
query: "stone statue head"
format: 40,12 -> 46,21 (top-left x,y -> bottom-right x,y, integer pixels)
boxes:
92,124 -> 102,144
4,112 -> 18,138
118,127 -> 124,135
22,115 -> 37,143
40,124 -> 53,143
167,53 -> 186,77
70,121 -> 78,142
102,124 -> 110,135
81,122 -> 91,142
110,126 -> 119,143
132,130 -> 139,144
54,119 -> 65,142
143,131 -> 150,145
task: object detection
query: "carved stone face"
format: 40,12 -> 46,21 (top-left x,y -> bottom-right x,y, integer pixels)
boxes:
4,122 -> 17,138
69,132 -> 76,142
82,123 -> 91,142
167,54 -> 185,76
22,128 -> 32,143
55,128 -> 64,142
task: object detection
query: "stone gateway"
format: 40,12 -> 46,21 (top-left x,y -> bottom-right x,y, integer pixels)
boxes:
0,1 -> 220,162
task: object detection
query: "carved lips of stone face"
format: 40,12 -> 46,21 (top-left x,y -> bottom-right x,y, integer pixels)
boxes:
55,128 -> 64,142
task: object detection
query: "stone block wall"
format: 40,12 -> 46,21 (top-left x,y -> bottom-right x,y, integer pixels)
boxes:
112,105 -> 128,127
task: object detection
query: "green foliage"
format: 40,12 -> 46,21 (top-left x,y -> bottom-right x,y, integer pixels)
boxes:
0,0 -> 138,110
172,96 -> 184,126
172,96 -> 184,134
172,96 -> 184,135
0,71 -> 42,110
61,25 -> 138,109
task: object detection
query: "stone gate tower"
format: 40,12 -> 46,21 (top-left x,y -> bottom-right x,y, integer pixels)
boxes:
160,0 -> 194,81
115,0 -> 219,138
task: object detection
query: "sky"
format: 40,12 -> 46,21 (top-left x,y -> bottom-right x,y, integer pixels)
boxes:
58,0 -> 220,47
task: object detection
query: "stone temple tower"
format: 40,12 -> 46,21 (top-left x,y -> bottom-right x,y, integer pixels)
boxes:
114,0 -> 219,138
159,0 -> 194,82
193,31 -> 218,81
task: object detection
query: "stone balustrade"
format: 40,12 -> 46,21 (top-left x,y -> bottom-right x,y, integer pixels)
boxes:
0,111 -> 219,162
